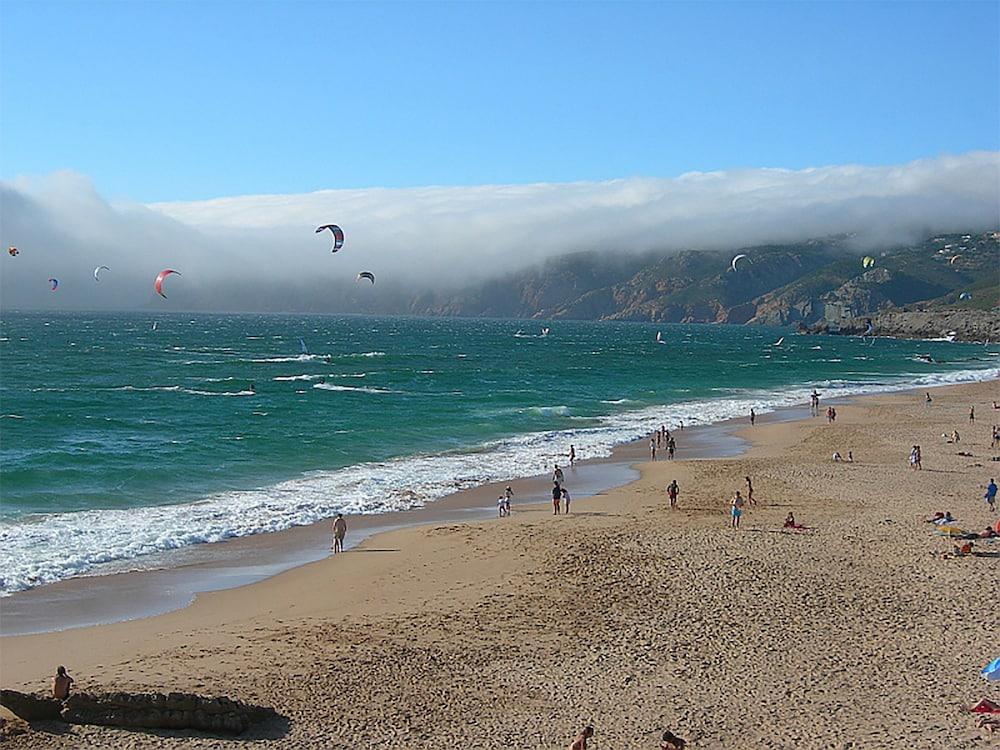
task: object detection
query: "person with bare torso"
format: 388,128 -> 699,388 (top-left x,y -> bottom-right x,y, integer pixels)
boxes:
52,666 -> 74,700
568,725 -> 594,750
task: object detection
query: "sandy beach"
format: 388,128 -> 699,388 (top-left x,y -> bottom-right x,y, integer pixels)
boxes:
2,379 -> 998,749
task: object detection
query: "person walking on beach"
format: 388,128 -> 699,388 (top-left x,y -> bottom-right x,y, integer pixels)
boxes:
561,486 -> 572,513
332,513 -> 349,552
332,514 -> 348,553
650,437 -> 657,461
552,482 -> 562,515
970,406 -> 976,423
745,476 -> 755,505
992,425 -> 999,449
52,666 -> 74,701
553,464 -> 564,487
915,445 -> 922,470
668,436 -> 676,460
986,479 -> 998,513
568,725 -> 594,750
569,445 -> 576,465
750,408 -> 756,426
667,479 -> 679,509
504,485 -> 514,512
497,495 -> 508,517
730,491 -> 745,529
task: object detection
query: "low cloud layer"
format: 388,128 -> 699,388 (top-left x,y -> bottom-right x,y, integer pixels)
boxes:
2,152 -> 998,312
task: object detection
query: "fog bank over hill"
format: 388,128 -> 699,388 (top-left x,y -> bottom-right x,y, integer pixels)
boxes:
0,152 -> 997,312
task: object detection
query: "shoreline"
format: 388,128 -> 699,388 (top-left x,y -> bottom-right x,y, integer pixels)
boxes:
3,363 -> 996,635
2,378 -> 998,748
1,414 -> 752,636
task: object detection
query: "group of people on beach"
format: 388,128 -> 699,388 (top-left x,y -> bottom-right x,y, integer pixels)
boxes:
650,425 -> 676,461
551,465 -> 572,514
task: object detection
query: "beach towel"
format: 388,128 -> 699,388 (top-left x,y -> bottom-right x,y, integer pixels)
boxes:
971,699 -> 1000,714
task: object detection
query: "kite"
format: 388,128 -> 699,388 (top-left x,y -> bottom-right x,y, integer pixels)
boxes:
730,254 -> 750,272
93,265 -> 110,281
356,272 -> 375,284
316,224 -> 345,252
48,278 -> 59,291
7,247 -> 18,257
862,256 -> 876,269
154,269 -> 180,298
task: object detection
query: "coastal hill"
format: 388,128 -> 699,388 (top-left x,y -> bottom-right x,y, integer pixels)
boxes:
403,232 -> 999,330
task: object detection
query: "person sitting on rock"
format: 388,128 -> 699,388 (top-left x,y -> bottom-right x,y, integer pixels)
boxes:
52,666 -> 74,701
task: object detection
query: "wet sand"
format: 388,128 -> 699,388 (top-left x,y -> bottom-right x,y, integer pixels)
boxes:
1,412 -> 748,635
2,380 -> 999,749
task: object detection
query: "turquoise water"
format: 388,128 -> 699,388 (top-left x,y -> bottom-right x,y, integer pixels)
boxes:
1,311 -> 996,593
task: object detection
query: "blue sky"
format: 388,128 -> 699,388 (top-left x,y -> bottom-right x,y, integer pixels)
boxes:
1,1 -> 997,202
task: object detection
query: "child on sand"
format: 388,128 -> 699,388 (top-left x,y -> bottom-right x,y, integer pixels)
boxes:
552,482 -> 562,515
561,487 -> 572,513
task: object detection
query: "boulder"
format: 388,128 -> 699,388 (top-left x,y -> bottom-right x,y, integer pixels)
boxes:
0,690 -> 62,721
58,691 -> 278,735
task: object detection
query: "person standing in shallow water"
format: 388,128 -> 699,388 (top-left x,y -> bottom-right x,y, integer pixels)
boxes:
750,408 -> 756,426
332,514 -> 347,553
650,437 -> 657,461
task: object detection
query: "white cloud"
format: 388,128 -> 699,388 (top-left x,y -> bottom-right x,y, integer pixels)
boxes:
2,152 -> 998,311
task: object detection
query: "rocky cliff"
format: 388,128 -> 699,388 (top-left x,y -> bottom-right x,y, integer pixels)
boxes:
403,232 -> 998,330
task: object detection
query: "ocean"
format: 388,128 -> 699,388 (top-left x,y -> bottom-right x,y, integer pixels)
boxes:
1,311 -> 996,595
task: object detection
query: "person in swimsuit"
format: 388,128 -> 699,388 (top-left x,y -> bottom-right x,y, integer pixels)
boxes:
730,491 -> 745,529
553,465 -> 564,487
749,408 -> 755,426
552,482 -> 562,515
497,495 -> 508,517
650,438 -> 657,461
970,406 -> 975,423
332,514 -> 347,553
668,436 -> 676,460
569,445 -> 576,465
568,725 -> 594,750
667,480 -> 679,510
503,485 -> 513,515
745,476 -> 755,505
561,487 -> 572,513
52,666 -> 74,701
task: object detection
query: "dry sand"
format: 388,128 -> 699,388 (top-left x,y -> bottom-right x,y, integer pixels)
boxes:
2,380 -> 999,749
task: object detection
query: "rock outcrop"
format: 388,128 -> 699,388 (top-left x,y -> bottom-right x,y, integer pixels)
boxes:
0,689 -> 279,736
0,690 -> 61,721
800,309 -> 1000,343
